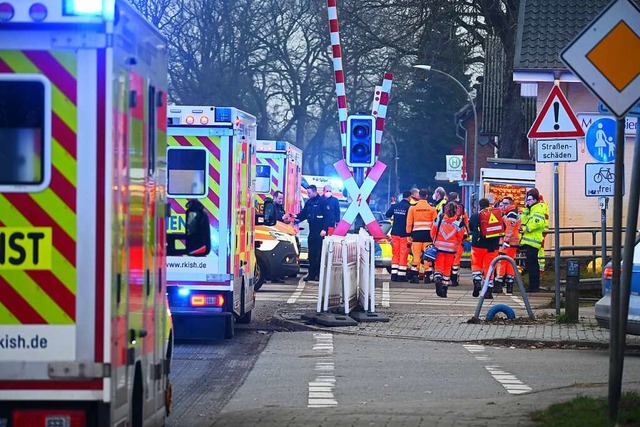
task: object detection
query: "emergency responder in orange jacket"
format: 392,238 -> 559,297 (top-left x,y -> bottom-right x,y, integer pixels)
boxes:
496,196 -> 521,294
406,188 -> 438,283
446,192 -> 468,286
431,202 -> 466,298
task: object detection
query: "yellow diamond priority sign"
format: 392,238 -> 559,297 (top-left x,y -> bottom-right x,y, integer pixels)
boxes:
561,0 -> 640,117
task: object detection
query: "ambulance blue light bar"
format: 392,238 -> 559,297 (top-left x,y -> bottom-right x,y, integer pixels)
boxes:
63,0 -> 104,16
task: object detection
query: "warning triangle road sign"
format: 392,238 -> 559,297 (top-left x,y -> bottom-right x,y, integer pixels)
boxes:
527,85 -> 585,139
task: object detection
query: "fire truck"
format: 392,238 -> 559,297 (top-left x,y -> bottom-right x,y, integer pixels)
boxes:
165,106 -> 256,339
253,140 -> 302,290
0,1 -> 172,426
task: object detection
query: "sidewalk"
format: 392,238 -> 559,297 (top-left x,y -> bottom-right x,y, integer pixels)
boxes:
274,269 -> 640,349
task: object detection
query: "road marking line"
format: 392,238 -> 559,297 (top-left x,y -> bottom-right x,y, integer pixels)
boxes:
509,294 -> 526,308
463,345 -> 533,395
308,333 -> 337,408
382,281 -> 390,307
287,279 -> 307,304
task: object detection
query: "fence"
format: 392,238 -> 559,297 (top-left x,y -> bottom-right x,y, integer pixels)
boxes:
316,230 -> 375,315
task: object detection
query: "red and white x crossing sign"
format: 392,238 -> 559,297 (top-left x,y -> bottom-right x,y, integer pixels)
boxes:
333,159 -> 387,238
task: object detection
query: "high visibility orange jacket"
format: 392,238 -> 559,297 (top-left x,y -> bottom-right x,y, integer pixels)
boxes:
431,214 -> 466,253
406,200 -> 438,234
501,204 -> 521,247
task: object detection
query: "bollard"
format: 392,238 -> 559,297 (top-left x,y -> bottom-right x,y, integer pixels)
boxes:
565,258 -> 580,322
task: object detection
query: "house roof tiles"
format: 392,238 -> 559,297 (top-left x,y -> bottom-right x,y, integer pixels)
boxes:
514,0 -> 620,70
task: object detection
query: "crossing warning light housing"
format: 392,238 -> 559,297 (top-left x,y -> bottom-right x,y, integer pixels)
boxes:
346,115 -> 375,167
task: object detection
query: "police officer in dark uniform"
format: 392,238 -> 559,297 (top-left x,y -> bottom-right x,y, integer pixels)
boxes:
297,185 -> 332,281
385,190 -> 412,282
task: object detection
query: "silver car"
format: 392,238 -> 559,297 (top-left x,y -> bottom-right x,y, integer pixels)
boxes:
595,238 -> 640,335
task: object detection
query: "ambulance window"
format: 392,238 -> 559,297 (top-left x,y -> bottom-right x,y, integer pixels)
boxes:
255,165 -> 271,194
0,77 -> 51,192
167,148 -> 207,197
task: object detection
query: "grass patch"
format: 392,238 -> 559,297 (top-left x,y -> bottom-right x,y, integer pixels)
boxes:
531,392 -> 640,426
554,312 -> 578,324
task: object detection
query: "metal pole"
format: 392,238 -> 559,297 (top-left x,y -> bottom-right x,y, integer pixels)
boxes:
615,118 -> 640,418
391,139 -> 399,196
413,65 -> 477,198
608,117 -> 626,421
600,197 -> 608,268
554,162 -> 561,315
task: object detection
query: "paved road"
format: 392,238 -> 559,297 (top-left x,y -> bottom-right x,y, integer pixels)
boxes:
213,332 -> 640,426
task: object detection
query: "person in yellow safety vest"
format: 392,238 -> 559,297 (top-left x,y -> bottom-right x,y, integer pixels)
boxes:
537,193 -> 550,274
520,188 -> 547,292
409,187 -> 419,205
495,196 -> 521,294
432,186 -> 447,213
406,188 -> 438,284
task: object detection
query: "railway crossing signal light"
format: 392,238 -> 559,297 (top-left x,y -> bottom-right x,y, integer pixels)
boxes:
346,115 -> 375,167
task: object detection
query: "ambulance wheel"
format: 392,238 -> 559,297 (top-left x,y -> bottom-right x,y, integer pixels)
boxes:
236,310 -> 252,324
486,304 -> 516,321
224,316 -> 235,339
254,259 -> 267,291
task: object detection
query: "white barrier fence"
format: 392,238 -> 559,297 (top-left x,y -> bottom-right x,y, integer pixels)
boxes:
317,229 -> 375,315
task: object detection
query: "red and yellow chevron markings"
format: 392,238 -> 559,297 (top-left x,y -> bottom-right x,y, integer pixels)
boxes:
0,49 -> 78,325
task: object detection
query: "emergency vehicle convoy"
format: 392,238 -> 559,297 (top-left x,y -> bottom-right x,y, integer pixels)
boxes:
0,1 -> 172,426
165,106 -> 256,339
253,140 -> 302,290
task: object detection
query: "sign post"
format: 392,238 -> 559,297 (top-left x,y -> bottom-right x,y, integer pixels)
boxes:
528,84 -> 584,316
561,0 -> 640,420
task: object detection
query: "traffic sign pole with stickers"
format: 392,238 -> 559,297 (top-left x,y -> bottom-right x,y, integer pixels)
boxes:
560,1 -> 640,414
527,83 -> 585,317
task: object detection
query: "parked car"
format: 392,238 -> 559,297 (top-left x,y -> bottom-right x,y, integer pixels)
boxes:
594,237 -> 640,335
374,220 -> 393,272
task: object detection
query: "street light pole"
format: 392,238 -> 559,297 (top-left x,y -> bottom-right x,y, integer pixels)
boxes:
413,64 -> 479,208
386,138 -> 400,209
391,138 -> 399,196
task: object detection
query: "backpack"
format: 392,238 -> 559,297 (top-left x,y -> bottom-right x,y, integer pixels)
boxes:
185,199 -> 211,256
479,207 -> 505,238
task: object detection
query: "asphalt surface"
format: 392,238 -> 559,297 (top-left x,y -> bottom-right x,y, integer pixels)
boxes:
206,269 -> 640,426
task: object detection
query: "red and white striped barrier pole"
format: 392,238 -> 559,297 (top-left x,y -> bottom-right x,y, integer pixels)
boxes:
327,0 -> 349,158
372,73 -> 393,157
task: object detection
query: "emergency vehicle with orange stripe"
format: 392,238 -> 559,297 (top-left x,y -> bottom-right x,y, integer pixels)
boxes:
165,106 -> 256,340
253,140 -> 302,290
0,1 -> 173,426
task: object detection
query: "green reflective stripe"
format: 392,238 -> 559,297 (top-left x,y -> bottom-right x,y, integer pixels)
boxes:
532,214 -> 545,220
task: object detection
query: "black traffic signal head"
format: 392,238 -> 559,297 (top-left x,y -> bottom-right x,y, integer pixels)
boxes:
346,114 -> 376,167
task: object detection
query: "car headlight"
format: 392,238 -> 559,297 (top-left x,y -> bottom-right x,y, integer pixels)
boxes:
270,230 -> 295,243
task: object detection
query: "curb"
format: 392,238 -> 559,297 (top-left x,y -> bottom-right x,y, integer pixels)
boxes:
272,309 -> 640,351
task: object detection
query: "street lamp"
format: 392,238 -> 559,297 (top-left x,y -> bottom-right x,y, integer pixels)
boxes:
413,64 -> 479,209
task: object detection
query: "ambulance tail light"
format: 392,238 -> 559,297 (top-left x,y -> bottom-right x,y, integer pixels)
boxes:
13,409 -> 86,427
190,294 -> 225,308
63,0 -> 104,16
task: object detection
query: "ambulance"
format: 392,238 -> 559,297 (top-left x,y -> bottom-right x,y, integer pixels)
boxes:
253,140 -> 302,290
0,1 -> 172,425
165,106 -> 256,339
